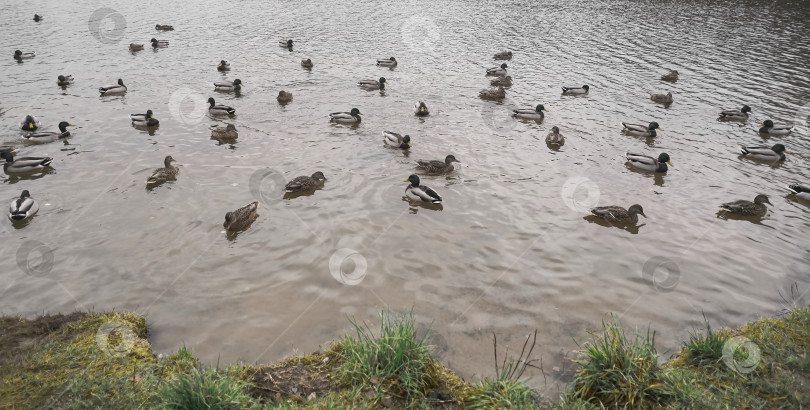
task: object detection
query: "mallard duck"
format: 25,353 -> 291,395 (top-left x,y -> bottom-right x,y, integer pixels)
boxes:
13,50 -> 35,60
131,111 -> 159,127
479,86 -> 506,101
416,155 -> 459,174
224,201 -> 258,232
377,57 -> 397,67
130,109 -> 153,121
214,79 -> 243,92
721,194 -> 771,217
562,85 -> 589,95
650,92 -> 673,103
359,77 -> 387,90
57,75 -> 74,86
404,174 -> 442,203
1,152 -> 53,174
155,24 -> 174,31
217,60 -> 231,71
626,152 -> 672,172
279,39 -> 293,48
330,108 -> 362,123
622,122 -> 662,138
383,131 -> 411,149
490,76 -> 512,87
0,144 -> 19,155
146,155 -> 178,185
129,43 -> 144,51
277,91 -> 293,103
546,126 -> 564,145
150,38 -> 168,48
759,120 -> 793,135
22,121 -> 73,144
285,171 -> 326,192
590,204 -> 646,224
301,58 -> 313,68
210,124 -> 238,141
486,63 -> 508,76
739,143 -> 787,161
512,104 -> 546,120
20,115 -> 40,131
787,184 -> 810,200
207,98 -> 235,115
719,105 -> 751,120
33,14 -> 42,22
661,70 -> 679,81
414,101 -> 429,116
8,190 -> 38,221
99,79 -> 126,95
493,51 -> 512,60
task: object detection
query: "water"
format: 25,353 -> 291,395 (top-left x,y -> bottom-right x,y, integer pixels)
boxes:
2,0 -> 809,394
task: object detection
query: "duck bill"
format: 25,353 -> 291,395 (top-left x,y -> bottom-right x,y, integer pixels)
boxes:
657,127 -> 663,131
407,142 -> 412,147
28,123 -> 34,129
420,107 -> 425,112
402,179 -> 410,182
667,161 -> 673,166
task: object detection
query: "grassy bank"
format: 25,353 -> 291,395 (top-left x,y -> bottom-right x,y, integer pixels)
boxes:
1,307 -> 808,408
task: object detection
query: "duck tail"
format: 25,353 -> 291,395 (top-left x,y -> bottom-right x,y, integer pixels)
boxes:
739,146 -> 749,155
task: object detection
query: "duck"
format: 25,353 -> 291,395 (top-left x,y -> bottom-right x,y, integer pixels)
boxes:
486,63 -> 508,76
719,105 -> 752,120
721,194 -> 771,217
359,77 -> 387,90
493,50 -> 512,60
150,38 -> 168,48
301,58 -> 313,68
787,184 -> 810,200
22,121 -> 73,144
20,115 -> 40,131
562,85 -> 589,95
622,122 -> 662,138
414,101 -> 430,117
217,60 -> 230,71
0,144 -> 19,156
207,98 -> 235,115
512,104 -> 546,120
224,201 -> 259,232
99,79 -> 126,95
57,75 -> 74,86
146,156 -> 178,186
8,190 -> 38,221
377,57 -> 397,67
129,43 -> 144,51
661,70 -> 679,81
13,50 -> 35,60
404,174 -> 442,203
210,124 -> 238,141
739,143 -> 787,161
759,120 -> 793,135
650,92 -> 673,104
279,39 -> 293,48
1,152 -> 53,174
490,76 -> 512,87
277,91 -> 293,103
214,79 -> 243,92
285,171 -> 326,192
479,86 -> 506,101
130,109 -> 154,121
416,155 -> 459,174
329,108 -> 362,123
131,111 -> 159,127
590,204 -> 646,224
626,152 -> 672,172
383,131 -> 411,149
33,14 -> 42,22
545,126 -> 564,145
155,24 -> 174,31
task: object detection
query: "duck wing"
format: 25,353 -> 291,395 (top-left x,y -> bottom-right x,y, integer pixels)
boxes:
625,152 -> 657,166
622,123 -> 646,132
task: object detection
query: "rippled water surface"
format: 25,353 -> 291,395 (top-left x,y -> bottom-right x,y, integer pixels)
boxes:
2,0 -> 810,394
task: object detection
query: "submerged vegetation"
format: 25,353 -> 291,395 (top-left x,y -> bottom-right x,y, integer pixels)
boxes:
1,307 -> 809,408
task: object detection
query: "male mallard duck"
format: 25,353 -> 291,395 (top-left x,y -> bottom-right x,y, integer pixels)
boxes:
224,201 -> 259,232
479,86 -> 506,101
285,171 -> 326,192
13,50 -> 35,60
512,104 -> 546,120
8,190 -> 38,221
217,60 -> 231,71
214,79 -> 243,92
99,78 -> 126,95
493,51 -> 512,60
377,57 -> 397,67
486,63 -> 508,76
404,174 -> 442,203
739,143 -> 787,161
20,115 -> 40,131
155,24 -> 174,31
359,77 -> 387,90
279,39 -> 293,48
661,70 -> 679,82
207,98 -> 235,115
1,152 -> 53,174
719,105 -> 751,120
622,121 -> 662,138
383,131 -> 411,149
545,126 -> 564,145
562,85 -> 589,95
131,110 -> 159,127
129,43 -> 144,51
146,155 -> 177,186
650,92 -> 673,104
330,108 -> 362,123
210,124 -> 238,141
277,91 -> 293,103
57,75 -> 74,86
416,155 -> 459,174
130,109 -> 153,121
301,58 -> 313,68
626,152 -> 672,172
22,121 -> 73,144
759,120 -> 793,135
490,76 -> 512,87
414,101 -> 429,117
33,14 -> 42,22
721,194 -> 771,217
590,204 -> 646,224
150,38 -> 168,48
787,184 -> 810,200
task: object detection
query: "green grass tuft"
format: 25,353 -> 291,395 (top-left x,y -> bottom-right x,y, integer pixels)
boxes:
682,317 -> 727,366
159,366 -> 253,409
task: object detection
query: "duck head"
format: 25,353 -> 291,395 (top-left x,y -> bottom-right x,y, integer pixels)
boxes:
741,105 -> 752,113
550,126 -> 560,134
207,97 -> 216,106
445,154 -> 460,164
233,79 -> 243,86
535,104 -> 547,113
581,85 -> 590,91
648,121 -> 662,131
1,152 -> 14,162
14,50 -> 22,57
400,135 -> 411,149
771,143 -> 787,153
658,153 -> 673,166
754,194 -> 772,206
379,77 -> 387,84
628,204 -> 646,218
761,119 -> 774,128
500,63 -> 508,69
285,39 -> 293,47
311,171 -> 326,181
57,121 -> 72,132
404,174 -> 421,187
23,115 -> 36,129
117,78 -> 124,86
350,108 -> 362,116
20,190 -> 31,198
416,101 -> 428,113
164,155 -> 176,166
219,60 -> 227,66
